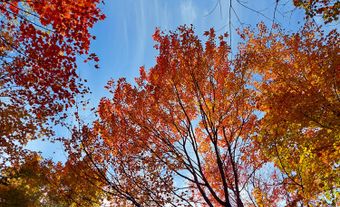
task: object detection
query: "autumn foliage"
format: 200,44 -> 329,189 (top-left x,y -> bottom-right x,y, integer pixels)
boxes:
293,0 -> 340,23
0,0 -> 105,164
0,1 -> 339,206
240,23 -> 339,206
75,26 -> 261,206
0,153 -> 104,206
63,22 -> 339,206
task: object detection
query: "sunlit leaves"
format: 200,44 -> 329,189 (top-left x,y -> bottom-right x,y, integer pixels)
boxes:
240,22 -> 339,205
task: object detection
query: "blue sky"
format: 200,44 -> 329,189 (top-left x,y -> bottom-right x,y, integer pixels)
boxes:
82,0 -> 303,104
28,0 -> 307,161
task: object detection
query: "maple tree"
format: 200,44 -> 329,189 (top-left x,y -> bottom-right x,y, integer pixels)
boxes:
0,0 -> 105,164
239,23 -> 339,206
66,26 -> 291,207
67,23 -> 339,206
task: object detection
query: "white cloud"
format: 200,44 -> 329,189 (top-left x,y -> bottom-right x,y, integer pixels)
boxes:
180,0 -> 197,23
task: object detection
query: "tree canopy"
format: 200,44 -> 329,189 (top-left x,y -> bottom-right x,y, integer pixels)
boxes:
67,23 -> 339,206
0,0 -> 338,206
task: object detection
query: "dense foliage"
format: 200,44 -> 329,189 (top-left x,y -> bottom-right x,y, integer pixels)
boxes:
66,24 -> 339,206
0,1 -> 338,206
0,0 -> 104,165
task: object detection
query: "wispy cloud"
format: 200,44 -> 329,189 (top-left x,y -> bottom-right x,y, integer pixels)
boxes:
131,0 -> 147,73
180,0 -> 197,23
122,19 -> 129,58
153,0 -> 169,30
136,0 -> 146,49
